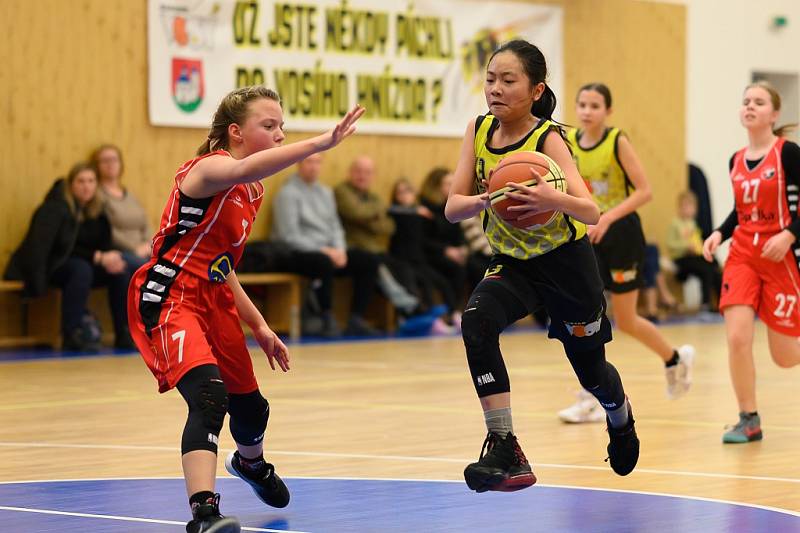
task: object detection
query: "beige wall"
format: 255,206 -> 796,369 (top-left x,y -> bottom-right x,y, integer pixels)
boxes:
0,0 -> 685,334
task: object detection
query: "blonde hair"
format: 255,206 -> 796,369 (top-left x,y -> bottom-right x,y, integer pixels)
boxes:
197,85 -> 281,155
65,162 -> 104,220
89,144 -> 124,182
677,189 -> 697,207
419,167 -> 452,206
747,80 -> 797,137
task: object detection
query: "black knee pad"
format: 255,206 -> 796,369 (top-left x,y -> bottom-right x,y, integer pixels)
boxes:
228,390 -> 270,446
462,290 -> 511,397
177,365 -> 229,455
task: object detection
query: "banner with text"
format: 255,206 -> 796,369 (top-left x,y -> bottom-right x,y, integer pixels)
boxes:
148,0 -> 563,137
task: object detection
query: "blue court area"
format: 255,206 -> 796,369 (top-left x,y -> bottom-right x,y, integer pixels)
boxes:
1,477 -> 798,532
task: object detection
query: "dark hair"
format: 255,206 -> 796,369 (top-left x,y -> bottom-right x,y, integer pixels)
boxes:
746,80 -> 797,137
489,39 -> 556,119
577,82 -> 612,109
197,85 -> 281,155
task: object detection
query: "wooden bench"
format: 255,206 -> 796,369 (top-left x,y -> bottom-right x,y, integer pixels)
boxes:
0,273 -> 304,348
0,280 -> 55,347
237,272 -> 303,341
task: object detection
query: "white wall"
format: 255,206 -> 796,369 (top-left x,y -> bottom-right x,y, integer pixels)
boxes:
685,0 -> 800,232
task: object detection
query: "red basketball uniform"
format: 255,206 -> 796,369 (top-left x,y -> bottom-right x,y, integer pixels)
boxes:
720,138 -> 800,335
128,150 -> 264,393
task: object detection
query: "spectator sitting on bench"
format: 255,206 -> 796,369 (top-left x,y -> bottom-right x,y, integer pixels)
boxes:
271,153 -> 379,337
334,155 -> 419,316
4,162 -> 133,350
91,144 -> 152,273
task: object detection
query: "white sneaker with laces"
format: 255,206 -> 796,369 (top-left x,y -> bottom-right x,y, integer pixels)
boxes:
557,389 -> 605,423
665,344 -> 695,399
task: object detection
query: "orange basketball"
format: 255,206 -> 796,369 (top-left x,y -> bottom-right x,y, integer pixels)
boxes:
487,151 -> 566,230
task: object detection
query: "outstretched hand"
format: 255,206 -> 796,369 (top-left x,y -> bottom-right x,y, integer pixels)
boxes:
318,105 -> 366,151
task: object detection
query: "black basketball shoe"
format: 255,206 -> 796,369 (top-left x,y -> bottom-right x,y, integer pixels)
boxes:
464,431 -> 537,493
225,451 -> 290,508
186,493 -> 240,533
605,405 -> 640,476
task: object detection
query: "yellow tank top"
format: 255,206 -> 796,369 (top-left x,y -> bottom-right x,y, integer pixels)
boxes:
474,114 -> 587,260
566,127 -> 630,212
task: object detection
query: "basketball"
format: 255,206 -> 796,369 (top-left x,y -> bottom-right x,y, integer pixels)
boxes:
487,151 -> 567,229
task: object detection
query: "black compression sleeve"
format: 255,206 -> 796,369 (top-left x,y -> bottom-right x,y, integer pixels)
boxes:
782,142 -> 800,239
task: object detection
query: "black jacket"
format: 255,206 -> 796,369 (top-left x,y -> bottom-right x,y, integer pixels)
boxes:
4,179 -> 111,297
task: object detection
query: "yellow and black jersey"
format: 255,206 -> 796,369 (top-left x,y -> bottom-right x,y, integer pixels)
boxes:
567,127 -> 631,213
474,114 -> 587,260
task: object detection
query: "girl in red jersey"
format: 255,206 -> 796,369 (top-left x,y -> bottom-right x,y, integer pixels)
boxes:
703,81 -> 800,444
128,86 -> 364,533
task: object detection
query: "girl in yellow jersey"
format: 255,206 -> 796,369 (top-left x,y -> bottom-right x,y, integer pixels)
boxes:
446,40 -> 639,493
558,84 -> 695,425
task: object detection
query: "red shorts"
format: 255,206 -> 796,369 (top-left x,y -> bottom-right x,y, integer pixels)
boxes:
128,264 -> 258,394
720,230 -> 800,336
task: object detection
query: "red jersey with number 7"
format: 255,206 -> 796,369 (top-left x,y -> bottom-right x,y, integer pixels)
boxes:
150,150 -> 264,283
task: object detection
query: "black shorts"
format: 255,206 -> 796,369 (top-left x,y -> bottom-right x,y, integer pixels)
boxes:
478,237 -> 612,352
593,212 -> 645,293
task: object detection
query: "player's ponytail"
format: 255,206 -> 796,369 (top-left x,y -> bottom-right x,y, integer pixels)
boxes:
532,84 -> 557,120
197,86 -> 281,155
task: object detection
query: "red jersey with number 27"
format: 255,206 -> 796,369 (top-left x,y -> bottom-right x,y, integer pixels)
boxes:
729,137 -> 792,236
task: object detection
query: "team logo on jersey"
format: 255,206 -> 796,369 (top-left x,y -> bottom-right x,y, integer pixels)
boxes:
564,315 -> 603,338
733,173 -> 745,182
172,58 -> 204,113
762,167 -> 776,180
227,193 -> 244,208
611,266 -> 637,283
208,252 -> 233,282
484,264 -> 503,279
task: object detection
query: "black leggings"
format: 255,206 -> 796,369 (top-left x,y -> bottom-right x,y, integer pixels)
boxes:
461,277 -> 625,410
281,248 -> 379,316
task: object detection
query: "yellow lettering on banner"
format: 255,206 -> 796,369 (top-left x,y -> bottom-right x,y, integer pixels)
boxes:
396,7 -> 454,59
267,3 -> 318,50
274,61 -> 350,118
325,0 -> 388,54
357,66 -> 440,122
236,67 -> 266,87
233,0 -> 262,47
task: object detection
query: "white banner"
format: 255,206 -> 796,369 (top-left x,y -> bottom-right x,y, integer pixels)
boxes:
148,0 -> 563,137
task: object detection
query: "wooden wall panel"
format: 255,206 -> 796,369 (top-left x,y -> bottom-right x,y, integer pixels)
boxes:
0,0 -> 684,336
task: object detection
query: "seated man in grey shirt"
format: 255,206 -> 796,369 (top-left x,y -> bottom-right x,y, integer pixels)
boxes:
271,153 -> 379,337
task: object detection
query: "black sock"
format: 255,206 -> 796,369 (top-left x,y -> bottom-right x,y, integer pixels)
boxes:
238,452 -> 267,474
189,490 -> 215,510
746,411 -> 758,417
665,350 -> 680,367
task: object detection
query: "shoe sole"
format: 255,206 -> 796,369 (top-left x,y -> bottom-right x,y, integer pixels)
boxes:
203,517 -> 241,533
558,413 -> 606,424
722,431 -> 763,444
224,452 -> 290,508
464,468 -> 537,493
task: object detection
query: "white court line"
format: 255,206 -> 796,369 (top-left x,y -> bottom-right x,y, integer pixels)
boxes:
0,476 -> 797,520
1,440 -> 799,485
0,505 -> 308,532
